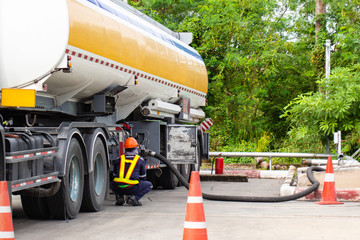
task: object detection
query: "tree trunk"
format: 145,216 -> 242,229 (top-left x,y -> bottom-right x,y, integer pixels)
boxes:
315,0 -> 326,38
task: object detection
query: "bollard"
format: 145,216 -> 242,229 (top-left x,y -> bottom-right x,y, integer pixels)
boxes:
215,157 -> 223,174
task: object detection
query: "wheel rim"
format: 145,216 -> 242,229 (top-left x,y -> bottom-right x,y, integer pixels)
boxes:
94,152 -> 105,196
69,155 -> 81,202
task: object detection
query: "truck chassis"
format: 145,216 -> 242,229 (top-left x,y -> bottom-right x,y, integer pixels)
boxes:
0,117 -> 208,219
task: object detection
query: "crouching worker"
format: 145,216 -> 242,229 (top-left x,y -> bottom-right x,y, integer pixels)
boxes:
111,137 -> 153,206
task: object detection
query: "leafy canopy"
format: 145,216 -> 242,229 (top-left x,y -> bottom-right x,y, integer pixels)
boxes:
129,0 -> 360,156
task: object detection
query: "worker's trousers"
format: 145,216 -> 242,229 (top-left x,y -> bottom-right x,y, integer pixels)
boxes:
111,180 -> 153,201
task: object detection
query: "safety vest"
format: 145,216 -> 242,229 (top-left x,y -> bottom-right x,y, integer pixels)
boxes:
113,155 -> 140,188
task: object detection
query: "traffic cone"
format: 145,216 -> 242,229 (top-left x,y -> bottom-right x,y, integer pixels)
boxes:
183,171 -> 208,240
315,157 -> 344,205
0,181 -> 15,240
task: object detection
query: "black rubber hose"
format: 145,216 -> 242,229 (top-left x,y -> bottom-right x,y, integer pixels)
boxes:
146,150 -> 324,202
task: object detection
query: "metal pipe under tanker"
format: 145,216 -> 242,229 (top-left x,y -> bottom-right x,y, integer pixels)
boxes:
0,0 -> 208,122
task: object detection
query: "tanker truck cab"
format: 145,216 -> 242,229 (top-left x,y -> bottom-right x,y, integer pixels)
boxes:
0,0 -> 210,220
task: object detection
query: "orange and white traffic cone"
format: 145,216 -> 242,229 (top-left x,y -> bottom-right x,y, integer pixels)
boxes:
183,171 -> 208,240
315,157 -> 343,205
0,181 -> 15,240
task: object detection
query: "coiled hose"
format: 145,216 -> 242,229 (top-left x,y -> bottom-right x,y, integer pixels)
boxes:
146,150 -> 324,202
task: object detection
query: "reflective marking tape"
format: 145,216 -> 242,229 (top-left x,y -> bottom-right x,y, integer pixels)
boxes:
0,232 -> 15,238
201,118 -> 213,132
0,206 -> 11,213
65,49 -> 207,99
184,221 -> 207,229
202,121 -> 210,129
6,150 -> 55,160
146,165 -> 160,169
187,196 -> 203,203
36,150 -> 55,156
324,173 -> 335,182
11,176 -> 56,189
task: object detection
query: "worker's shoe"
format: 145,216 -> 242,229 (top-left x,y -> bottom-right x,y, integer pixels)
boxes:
126,195 -> 142,206
115,195 -> 125,206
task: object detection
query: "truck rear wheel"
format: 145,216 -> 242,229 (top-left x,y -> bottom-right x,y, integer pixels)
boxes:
190,144 -> 201,173
81,137 -> 108,212
21,196 -> 50,219
47,138 -> 84,219
180,164 -> 192,183
159,165 -> 181,189
146,169 -> 160,189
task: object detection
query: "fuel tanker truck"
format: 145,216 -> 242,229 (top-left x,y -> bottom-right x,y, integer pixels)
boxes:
0,0 -> 209,219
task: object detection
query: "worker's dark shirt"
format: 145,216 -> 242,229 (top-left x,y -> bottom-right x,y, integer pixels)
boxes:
113,148 -> 146,183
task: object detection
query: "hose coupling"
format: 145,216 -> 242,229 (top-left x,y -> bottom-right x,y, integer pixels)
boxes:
144,149 -> 156,156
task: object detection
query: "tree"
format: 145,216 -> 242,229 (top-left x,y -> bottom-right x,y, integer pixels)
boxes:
130,0 -> 317,149
283,0 -> 360,154
282,66 -> 360,154
315,0 -> 326,38
178,0 -> 316,146
130,0 -> 360,155
128,0 -> 201,30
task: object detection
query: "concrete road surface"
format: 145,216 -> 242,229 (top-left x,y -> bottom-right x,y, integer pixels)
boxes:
12,179 -> 360,240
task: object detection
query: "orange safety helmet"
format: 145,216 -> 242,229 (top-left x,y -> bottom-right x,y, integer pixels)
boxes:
124,137 -> 139,149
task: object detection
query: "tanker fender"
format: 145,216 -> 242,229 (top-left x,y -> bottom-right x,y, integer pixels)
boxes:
56,125 -> 87,178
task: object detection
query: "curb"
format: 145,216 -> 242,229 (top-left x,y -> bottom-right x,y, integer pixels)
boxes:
281,185 -> 360,201
280,166 -> 360,201
200,169 -> 288,179
200,174 -> 248,182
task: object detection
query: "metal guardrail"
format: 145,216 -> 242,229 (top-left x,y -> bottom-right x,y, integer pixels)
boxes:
209,152 -> 335,170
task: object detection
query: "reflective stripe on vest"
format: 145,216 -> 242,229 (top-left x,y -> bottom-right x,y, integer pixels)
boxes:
113,155 -> 140,185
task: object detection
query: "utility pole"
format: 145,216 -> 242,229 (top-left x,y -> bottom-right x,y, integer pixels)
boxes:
334,131 -> 342,159
325,39 -> 331,154
325,39 -> 331,78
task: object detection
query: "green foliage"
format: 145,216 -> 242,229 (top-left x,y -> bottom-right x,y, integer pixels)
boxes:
257,131 -> 274,152
178,0 -> 315,144
130,0 -> 360,163
217,141 -> 256,164
282,66 -> 360,155
128,0 -> 202,30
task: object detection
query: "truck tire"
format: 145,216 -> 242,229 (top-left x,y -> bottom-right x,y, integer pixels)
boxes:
180,164 -> 192,183
146,169 -> 160,189
47,138 -> 84,219
81,138 -> 108,212
21,196 -> 50,219
159,165 -> 180,189
190,144 -> 202,172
